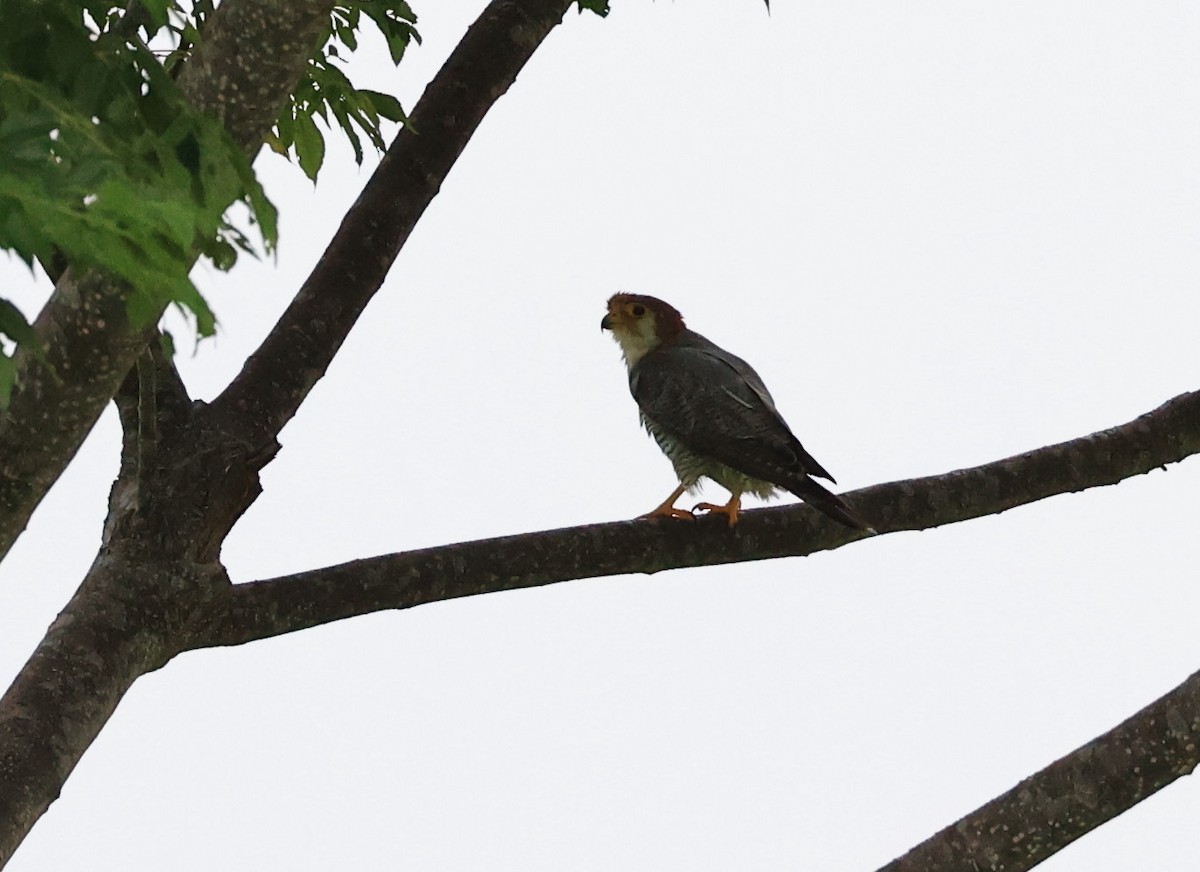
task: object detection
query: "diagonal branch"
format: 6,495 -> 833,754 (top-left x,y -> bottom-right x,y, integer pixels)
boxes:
877,667 -> 1200,872
187,389 -> 1200,650
0,0 -> 335,563
211,0 -> 576,444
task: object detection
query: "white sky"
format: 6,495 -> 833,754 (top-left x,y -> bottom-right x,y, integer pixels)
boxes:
2,1 -> 1200,869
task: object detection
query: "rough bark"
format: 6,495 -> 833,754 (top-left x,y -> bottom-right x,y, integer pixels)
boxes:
0,0 -> 334,563
878,668 -> 1200,872
0,546 -> 227,867
191,390 -> 1200,648
173,0 -> 335,153
213,0 -> 576,445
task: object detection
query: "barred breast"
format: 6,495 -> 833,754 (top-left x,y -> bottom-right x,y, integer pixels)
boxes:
640,412 -> 779,499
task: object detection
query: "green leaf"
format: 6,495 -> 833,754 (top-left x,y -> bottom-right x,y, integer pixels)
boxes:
204,235 -> 237,271
292,113 -> 326,182
359,89 -> 406,123
328,99 -> 365,164
262,129 -> 289,157
334,21 -> 358,51
0,299 -> 35,346
0,354 -> 16,411
360,0 -> 420,64
157,329 -> 175,360
135,0 -> 173,31
575,0 -> 610,16
171,281 -> 217,337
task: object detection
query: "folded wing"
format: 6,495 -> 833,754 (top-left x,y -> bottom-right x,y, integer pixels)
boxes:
629,334 -> 836,486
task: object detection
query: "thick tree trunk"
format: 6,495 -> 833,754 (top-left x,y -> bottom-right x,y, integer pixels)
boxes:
0,546 -> 226,867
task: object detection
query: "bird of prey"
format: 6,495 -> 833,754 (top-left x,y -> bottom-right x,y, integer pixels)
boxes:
601,293 -> 870,530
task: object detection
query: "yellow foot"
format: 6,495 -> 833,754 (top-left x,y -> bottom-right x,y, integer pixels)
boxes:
637,484 -> 694,521
693,498 -> 741,527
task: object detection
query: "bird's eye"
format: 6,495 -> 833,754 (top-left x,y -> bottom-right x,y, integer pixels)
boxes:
631,305 -> 645,317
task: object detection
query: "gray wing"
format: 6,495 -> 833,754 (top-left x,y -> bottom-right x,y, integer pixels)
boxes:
629,332 -> 836,484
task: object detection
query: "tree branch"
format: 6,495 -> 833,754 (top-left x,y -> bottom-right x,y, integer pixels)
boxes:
877,667 -> 1200,872
0,0 -> 335,563
211,0 -> 576,443
188,389 -> 1200,650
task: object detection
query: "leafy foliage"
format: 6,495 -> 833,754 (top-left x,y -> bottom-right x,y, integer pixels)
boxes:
0,0 -> 278,401
266,1 -> 418,179
0,0 -> 609,403
267,0 -> 613,179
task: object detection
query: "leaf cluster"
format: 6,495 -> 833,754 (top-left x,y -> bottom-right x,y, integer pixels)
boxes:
0,0 -> 277,398
0,0 -> 600,403
266,0 -> 610,180
266,0 -> 418,180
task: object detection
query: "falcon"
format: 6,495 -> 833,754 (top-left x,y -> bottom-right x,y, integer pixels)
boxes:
601,293 -> 870,530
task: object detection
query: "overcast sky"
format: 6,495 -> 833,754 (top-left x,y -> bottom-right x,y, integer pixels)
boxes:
3,1 -> 1200,869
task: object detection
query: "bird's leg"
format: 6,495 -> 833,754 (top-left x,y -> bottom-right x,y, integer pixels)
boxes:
693,493 -> 742,527
638,483 -> 695,521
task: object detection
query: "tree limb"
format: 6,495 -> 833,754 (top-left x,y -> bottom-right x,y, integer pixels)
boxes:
0,0 -> 335,563
188,389 -> 1200,649
211,0 -> 577,444
877,667 -> 1200,872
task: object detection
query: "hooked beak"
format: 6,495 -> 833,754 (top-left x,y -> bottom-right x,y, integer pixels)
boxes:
600,313 -> 614,331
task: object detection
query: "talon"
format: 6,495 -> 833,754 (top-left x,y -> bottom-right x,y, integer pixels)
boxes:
636,483 -> 694,521
693,495 -> 742,527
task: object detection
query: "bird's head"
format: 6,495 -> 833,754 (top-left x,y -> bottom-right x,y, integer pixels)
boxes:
601,293 -> 687,368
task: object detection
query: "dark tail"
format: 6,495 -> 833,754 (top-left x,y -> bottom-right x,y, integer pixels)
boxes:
786,476 -> 874,532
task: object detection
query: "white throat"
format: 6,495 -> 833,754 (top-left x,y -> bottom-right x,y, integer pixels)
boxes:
611,320 -> 662,369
